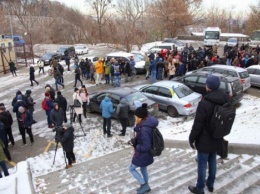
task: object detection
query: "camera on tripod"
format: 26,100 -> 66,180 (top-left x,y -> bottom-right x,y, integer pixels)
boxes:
53,126 -> 64,141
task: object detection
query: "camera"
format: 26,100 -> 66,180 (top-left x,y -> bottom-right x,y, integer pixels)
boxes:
53,126 -> 64,141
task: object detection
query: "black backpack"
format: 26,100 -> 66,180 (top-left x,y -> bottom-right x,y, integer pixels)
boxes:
208,102 -> 236,139
150,127 -> 164,156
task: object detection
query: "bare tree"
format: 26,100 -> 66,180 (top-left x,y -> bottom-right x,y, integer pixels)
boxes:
245,1 -> 260,35
85,0 -> 114,43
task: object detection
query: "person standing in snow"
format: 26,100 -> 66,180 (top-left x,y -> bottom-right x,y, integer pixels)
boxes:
116,98 -> 129,136
100,95 -> 114,138
56,123 -> 75,169
29,65 -> 39,86
79,85 -> 90,119
54,91 -> 68,123
128,103 -> 158,194
0,139 -> 9,178
50,103 -> 64,128
188,75 -> 228,194
72,88 -> 83,124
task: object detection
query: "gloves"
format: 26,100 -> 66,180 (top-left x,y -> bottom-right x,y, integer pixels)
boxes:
189,141 -> 195,149
128,138 -> 137,147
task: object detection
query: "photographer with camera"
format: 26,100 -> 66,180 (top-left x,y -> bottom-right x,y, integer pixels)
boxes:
55,123 -> 75,169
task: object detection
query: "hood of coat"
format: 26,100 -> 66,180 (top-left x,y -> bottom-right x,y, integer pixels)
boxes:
141,116 -> 158,129
204,90 -> 228,105
104,96 -> 111,103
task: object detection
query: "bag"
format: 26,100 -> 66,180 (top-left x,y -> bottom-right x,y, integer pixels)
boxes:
209,102 -> 236,139
217,139 -> 228,159
73,99 -> 81,107
41,98 -> 48,111
150,127 -> 164,157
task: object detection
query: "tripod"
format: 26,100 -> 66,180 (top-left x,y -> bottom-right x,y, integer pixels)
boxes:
68,105 -> 86,137
53,139 -> 67,166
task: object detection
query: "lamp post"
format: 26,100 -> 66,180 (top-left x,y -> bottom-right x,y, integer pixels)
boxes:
24,32 -> 34,65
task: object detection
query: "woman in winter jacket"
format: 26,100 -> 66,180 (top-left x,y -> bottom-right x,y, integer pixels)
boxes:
79,86 -> 90,118
168,61 -> 176,80
17,106 -> 34,145
72,88 -> 83,123
128,103 -> 159,194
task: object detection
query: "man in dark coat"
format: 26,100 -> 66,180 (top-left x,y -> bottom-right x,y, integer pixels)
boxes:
12,90 -> 26,107
29,66 -> 39,86
24,90 -> 37,124
17,106 -> 34,146
50,103 -> 64,127
0,104 -> 14,147
55,91 -> 68,123
188,75 -> 228,194
9,60 -> 17,76
116,98 -> 129,136
57,123 -> 75,169
13,95 -> 27,118
128,103 -> 158,194
45,84 -> 56,101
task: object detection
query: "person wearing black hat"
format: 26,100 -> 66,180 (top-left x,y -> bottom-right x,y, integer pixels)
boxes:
50,103 -> 64,129
29,65 -> 39,86
25,90 -> 37,124
128,103 -> 158,194
188,75 -> 228,194
55,91 -> 68,123
0,104 -> 15,147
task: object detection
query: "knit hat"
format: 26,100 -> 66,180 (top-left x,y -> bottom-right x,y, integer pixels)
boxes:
206,75 -> 220,91
57,91 -> 61,95
18,106 -> 24,113
17,95 -> 22,100
134,103 -> 148,119
0,103 -> 4,107
26,90 -> 31,95
63,123 -> 72,129
74,88 -> 79,92
45,92 -> 50,97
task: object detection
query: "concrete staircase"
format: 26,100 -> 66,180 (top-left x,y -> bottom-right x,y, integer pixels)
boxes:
35,148 -> 260,194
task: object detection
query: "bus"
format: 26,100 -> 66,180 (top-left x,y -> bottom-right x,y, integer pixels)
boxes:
249,30 -> 260,48
203,27 -> 221,47
4,35 -> 25,46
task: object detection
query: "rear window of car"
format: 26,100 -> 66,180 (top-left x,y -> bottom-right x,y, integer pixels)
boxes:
239,71 -> 249,78
125,91 -> 148,104
172,85 -> 193,98
231,79 -> 242,92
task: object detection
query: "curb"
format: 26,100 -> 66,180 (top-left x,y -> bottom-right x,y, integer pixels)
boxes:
165,140 -> 260,155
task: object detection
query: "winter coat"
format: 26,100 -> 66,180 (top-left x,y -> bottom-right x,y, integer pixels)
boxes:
59,126 -> 74,152
12,90 -> 25,107
79,91 -> 90,103
45,84 -> 56,100
17,110 -> 33,128
58,64 -> 64,75
95,60 -> 104,74
129,59 -> 135,70
38,60 -> 44,67
104,62 -> 111,75
73,92 -> 83,115
116,98 -> 129,119
100,97 -> 114,118
0,122 -> 7,145
29,66 -> 35,80
74,67 -> 81,79
13,100 -> 27,116
0,139 -> 6,162
79,61 -> 86,71
0,111 -> 13,127
53,69 -> 61,79
46,97 -> 54,114
111,64 -> 121,76
55,94 -> 68,112
149,60 -> 156,72
90,64 -> 95,74
189,90 -> 228,153
50,107 -> 64,127
168,62 -> 176,76
9,61 -> 16,71
132,116 -> 158,167
124,61 -> 131,75
25,95 -> 35,112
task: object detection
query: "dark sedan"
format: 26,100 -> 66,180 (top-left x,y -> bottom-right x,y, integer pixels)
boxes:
86,87 -> 159,126
39,52 -> 61,66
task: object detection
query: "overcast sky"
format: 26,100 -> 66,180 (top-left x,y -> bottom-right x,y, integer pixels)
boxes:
50,0 -> 259,14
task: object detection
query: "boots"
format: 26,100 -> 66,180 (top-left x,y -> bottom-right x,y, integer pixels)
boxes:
65,164 -> 72,169
137,183 -> 151,194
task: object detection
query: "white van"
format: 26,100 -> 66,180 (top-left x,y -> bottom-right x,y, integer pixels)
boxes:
106,52 -> 145,74
148,43 -> 176,53
187,65 -> 251,91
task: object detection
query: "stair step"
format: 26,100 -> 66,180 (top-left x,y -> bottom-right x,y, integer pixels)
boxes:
242,179 -> 260,194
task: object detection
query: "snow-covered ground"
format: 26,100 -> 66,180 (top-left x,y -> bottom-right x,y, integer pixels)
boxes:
0,63 -> 260,193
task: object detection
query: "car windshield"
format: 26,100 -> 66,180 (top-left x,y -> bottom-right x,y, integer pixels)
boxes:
41,53 -> 53,60
239,71 -> 249,78
125,91 -> 148,104
75,46 -> 84,49
172,85 -> 193,98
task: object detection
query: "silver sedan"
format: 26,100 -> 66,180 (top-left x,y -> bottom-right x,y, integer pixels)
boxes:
134,80 -> 202,117
247,65 -> 260,87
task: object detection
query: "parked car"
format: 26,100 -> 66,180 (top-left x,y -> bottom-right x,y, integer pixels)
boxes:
177,71 -> 243,105
39,52 -> 61,66
86,87 -> 159,126
148,42 -> 176,53
227,38 -> 238,47
75,45 -> 89,55
106,52 -> 146,74
247,65 -> 260,87
186,64 -> 251,91
162,38 -> 185,52
56,46 -> 75,59
133,81 -> 202,117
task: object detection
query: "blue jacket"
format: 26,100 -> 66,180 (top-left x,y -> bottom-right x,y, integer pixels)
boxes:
17,110 -> 32,128
100,97 -> 114,118
129,59 -> 135,70
149,60 -> 156,72
132,116 -> 159,167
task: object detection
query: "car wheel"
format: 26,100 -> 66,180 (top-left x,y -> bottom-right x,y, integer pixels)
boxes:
167,106 -> 179,117
86,104 -> 92,113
